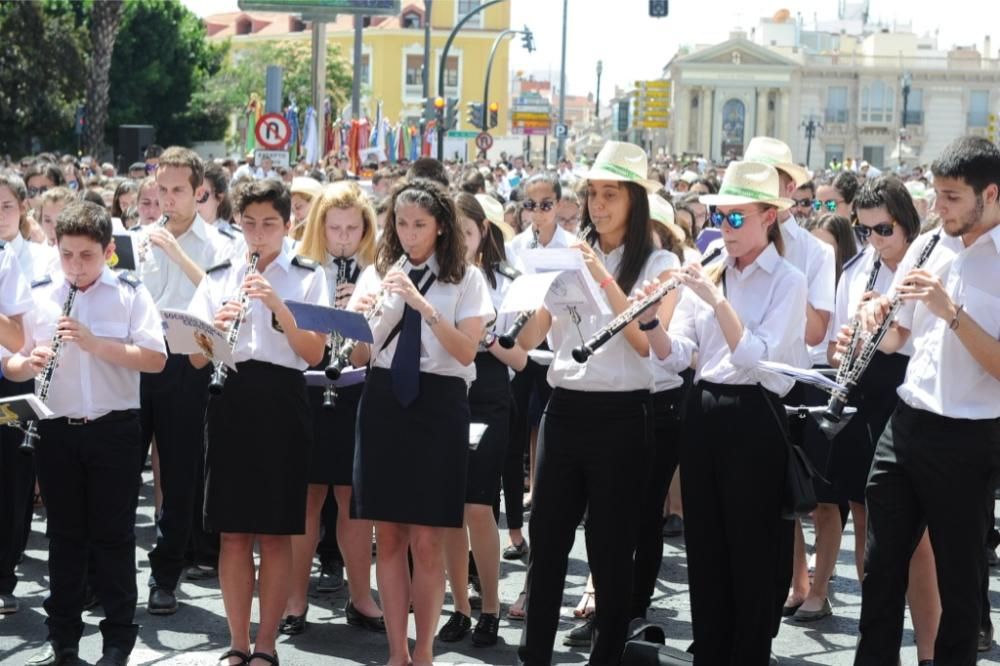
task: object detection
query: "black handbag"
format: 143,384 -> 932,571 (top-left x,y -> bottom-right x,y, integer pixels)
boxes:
760,386 -> 819,520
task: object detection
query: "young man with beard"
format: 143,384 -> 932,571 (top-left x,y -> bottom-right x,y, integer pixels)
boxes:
853,135 -> 1000,664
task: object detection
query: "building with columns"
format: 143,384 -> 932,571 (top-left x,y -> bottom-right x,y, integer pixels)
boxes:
660,19 -> 1000,171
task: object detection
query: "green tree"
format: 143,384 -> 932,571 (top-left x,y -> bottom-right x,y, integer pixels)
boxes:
106,0 -> 227,148
192,39 -> 353,150
83,0 -> 124,156
0,1 -> 87,156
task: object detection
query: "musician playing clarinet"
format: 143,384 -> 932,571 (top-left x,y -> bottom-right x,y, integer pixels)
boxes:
187,179 -> 327,666
4,201 -> 166,666
515,142 -> 677,666
853,136 -> 1000,665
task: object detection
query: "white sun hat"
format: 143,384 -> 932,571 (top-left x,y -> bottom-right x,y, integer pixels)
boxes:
698,161 -> 794,210
581,141 -> 662,192
743,136 -> 810,188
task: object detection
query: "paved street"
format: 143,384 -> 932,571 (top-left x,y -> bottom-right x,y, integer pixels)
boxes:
2,472 -> 999,665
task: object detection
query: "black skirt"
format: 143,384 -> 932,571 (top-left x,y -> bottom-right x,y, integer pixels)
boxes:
204,360 -> 311,535
306,382 -> 364,486
353,367 -> 470,528
466,352 -> 511,505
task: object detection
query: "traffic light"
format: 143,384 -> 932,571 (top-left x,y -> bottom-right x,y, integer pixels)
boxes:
466,102 -> 484,130
649,0 -> 668,17
74,104 -> 85,136
423,97 -> 436,121
521,26 -> 534,52
989,113 -> 998,144
488,102 -> 499,130
433,96 -> 446,126
445,97 -> 459,130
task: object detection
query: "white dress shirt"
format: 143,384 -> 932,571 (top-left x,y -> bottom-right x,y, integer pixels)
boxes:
829,245 -> 914,356
893,227 -> 1000,419
23,269 -> 166,419
187,249 -> 328,371
9,235 -> 58,283
668,243 -> 808,397
547,247 -> 678,392
780,217 -> 836,368
482,263 -> 517,337
139,214 -> 235,311
348,254 -> 494,384
0,242 -> 33,320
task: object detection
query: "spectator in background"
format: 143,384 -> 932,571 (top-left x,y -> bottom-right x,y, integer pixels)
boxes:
38,187 -> 74,245
136,176 -> 161,225
254,157 -> 279,180
144,144 -> 164,172
129,162 -> 148,180
791,180 -> 817,224
111,180 -> 139,223
23,161 -> 66,214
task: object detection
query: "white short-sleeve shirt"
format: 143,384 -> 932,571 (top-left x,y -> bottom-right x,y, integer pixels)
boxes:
348,254 -> 494,384
187,249 -> 328,371
22,269 -> 166,419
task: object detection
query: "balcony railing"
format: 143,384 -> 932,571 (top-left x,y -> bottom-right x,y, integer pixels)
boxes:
824,109 -> 849,123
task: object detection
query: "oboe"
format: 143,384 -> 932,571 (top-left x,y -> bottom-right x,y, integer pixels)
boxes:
19,283 -> 80,454
821,232 -> 942,430
326,253 -> 409,380
571,246 -> 723,363
208,252 -> 260,396
322,257 -> 349,409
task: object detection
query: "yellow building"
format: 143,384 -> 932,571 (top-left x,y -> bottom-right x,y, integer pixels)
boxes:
204,1 -> 511,135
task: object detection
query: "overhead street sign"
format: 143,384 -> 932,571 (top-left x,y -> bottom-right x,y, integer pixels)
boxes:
447,130 -> 479,139
238,0 -> 401,15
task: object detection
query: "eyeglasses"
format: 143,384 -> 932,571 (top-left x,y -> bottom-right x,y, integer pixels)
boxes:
855,220 -> 897,238
27,186 -> 49,198
812,199 -> 841,212
709,209 -> 761,230
521,200 -> 555,212
793,198 -> 815,208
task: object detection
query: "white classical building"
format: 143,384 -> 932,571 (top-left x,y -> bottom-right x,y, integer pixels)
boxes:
661,14 -> 1000,171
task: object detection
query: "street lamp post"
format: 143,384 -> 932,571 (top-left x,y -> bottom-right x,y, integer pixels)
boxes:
899,71 -> 912,170
595,60 -> 603,119
801,117 -> 821,169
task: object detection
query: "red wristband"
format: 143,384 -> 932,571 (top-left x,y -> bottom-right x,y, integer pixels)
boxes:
599,275 -> 615,290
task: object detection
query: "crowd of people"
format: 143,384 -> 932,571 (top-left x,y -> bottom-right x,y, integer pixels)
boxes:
0,132 -> 997,666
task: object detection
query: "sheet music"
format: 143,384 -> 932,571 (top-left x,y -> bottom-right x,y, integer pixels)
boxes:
757,361 -> 847,394
160,309 -> 238,371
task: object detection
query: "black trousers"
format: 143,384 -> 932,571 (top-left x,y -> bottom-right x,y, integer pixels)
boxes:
681,382 -> 787,666
34,412 -> 144,653
631,386 -> 684,619
503,357 -> 551,531
519,387 -> 652,666
856,403 -> 1000,666
0,378 -> 36,596
140,353 -> 211,591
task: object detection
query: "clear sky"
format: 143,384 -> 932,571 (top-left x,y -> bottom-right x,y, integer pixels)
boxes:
183,0 -> 1000,99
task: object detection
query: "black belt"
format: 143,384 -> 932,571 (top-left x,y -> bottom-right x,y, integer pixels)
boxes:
53,410 -> 138,427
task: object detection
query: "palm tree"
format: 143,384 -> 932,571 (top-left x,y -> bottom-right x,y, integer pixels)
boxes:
83,0 -> 124,158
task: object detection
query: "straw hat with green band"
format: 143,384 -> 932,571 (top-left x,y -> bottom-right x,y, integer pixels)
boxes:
581,141 -> 662,192
474,193 -> 516,242
742,136 -> 810,188
698,161 -> 794,210
648,193 -> 687,245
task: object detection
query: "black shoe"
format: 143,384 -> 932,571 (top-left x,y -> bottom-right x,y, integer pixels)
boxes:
345,601 -> 386,632
316,562 -> 344,593
26,640 -> 78,666
502,540 -> 529,560
979,623 -> 993,652
217,649 -> 250,666
0,592 -> 18,614
247,652 -> 278,666
438,610 -> 472,642
186,564 -> 219,581
563,616 -> 595,647
471,612 -> 500,647
96,646 -> 129,666
147,587 -> 178,615
662,514 -> 684,537
278,612 -> 307,635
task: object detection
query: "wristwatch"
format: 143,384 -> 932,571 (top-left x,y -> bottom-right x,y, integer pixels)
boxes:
425,310 -> 442,327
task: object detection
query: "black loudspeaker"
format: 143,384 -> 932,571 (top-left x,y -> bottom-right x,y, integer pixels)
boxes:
117,125 -> 155,174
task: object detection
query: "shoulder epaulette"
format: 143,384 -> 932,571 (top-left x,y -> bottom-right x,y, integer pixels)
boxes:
230,221 -> 243,233
841,248 -> 866,272
216,225 -> 235,240
30,275 -> 51,289
118,271 -> 141,289
205,259 -> 232,275
291,255 -> 319,271
0,239 -> 6,250
496,261 -> 521,281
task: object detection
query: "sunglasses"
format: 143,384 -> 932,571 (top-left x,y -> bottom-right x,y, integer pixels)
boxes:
27,186 -> 49,198
812,199 -> 841,212
792,198 -> 814,208
709,209 -> 759,230
855,220 -> 897,238
521,200 -> 555,212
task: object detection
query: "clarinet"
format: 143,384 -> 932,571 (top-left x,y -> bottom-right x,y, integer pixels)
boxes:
326,253 -> 409,380
571,246 -> 723,363
821,232 -> 942,428
19,283 -> 80,454
829,253 -> 883,393
136,214 -> 169,266
498,226 -> 541,349
208,252 -> 260,396
322,257 -> 349,409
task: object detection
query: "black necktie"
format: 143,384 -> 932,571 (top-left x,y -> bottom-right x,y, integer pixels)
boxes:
390,266 -> 429,407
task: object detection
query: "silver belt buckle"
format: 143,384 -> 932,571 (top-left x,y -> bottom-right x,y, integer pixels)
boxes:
66,417 -> 89,426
